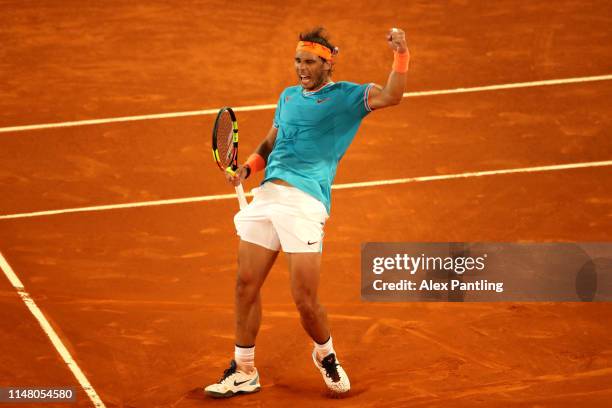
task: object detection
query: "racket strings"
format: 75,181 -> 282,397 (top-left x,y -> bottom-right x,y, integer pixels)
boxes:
216,112 -> 235,168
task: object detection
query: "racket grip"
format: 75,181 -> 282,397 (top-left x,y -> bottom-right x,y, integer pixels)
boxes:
235,183 -> 248,210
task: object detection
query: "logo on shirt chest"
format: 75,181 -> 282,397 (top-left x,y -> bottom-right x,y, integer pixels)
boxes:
316,97 -> 331,104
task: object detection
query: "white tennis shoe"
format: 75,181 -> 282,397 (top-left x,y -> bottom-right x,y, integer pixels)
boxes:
312,352 -> 351,394
204,360 -> 260,398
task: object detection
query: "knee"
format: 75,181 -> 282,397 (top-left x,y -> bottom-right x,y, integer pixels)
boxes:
294,295 -> 318,321
235,274 -> 259,302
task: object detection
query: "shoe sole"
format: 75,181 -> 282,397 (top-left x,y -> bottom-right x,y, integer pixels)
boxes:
205,386 -> 261,399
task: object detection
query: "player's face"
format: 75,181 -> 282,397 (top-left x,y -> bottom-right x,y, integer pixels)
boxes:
294,50 -> 330,91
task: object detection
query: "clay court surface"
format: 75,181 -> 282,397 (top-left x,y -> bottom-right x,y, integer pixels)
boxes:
1,1 -> 612,407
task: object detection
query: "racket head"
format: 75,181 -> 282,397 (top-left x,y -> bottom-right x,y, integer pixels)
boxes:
211,107 -> 239,172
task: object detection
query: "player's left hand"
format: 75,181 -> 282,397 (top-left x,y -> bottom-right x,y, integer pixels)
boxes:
225,165 -> 248,187
387,28 -> 409,54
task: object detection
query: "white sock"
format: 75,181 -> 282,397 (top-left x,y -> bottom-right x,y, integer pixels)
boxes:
234,345 -> 255,373
314,336 -> 335,361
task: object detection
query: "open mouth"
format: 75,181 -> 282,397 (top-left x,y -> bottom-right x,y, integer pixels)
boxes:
299,74 -> 311,86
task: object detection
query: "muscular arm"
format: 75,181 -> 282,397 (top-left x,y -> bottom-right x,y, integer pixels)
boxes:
367,70 -> 407,109
367,28 -> 410,110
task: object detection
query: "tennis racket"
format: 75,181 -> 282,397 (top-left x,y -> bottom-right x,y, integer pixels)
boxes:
211,107 -> 248,209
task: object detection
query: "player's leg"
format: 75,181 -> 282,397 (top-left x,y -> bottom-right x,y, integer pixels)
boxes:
235,240 -> 278,360
232,189 -> 281,372
205,240 -> 277,398
286,252 -> 329,342
205,186 -> 280,399
267,182 -> 350,393
286,252 -> 350,394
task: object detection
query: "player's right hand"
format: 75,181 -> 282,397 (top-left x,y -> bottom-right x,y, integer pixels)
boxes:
225,165 -> 248,186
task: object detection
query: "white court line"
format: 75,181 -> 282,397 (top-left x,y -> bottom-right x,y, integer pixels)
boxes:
0,74 -> 611,134
0,252 -> 106,408
331,160 -> 612,190
1,160 -> 611,220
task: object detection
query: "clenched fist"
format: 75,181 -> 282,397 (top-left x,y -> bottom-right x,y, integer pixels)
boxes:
387,28 -> 409,54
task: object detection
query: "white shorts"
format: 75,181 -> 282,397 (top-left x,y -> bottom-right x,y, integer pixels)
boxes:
234,182 -> 329,253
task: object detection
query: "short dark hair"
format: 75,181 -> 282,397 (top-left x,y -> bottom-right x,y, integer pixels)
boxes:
299,27 -> 338,62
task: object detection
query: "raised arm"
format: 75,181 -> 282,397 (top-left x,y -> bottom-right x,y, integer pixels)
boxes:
367,28 -> 410,110
226,126 -> 278,186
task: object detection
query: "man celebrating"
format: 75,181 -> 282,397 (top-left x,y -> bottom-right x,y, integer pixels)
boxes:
205,26 -> 409,398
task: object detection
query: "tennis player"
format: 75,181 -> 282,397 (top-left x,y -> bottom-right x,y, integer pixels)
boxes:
205,26 -> 409,398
